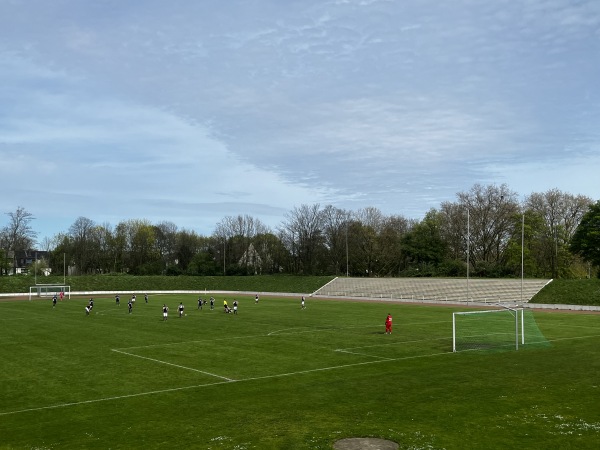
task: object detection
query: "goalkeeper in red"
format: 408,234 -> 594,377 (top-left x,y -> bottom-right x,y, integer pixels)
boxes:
385,313 -> 393,335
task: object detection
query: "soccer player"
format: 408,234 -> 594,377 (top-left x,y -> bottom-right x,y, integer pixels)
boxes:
223,299 -> 229,313
52,295 -> 57,308
85,305 -> 91,315
178,302 -> 185,318
385,313 -> 393,335
88,298 -> 94,311
198,297 -> 203,310
301,296 -> 306,309
255,294 -> 259,304
162,304 -> 169,321
233,300 -> 238,314
210,297 -> 215,310
59,291 -> 64,301
145,293 -> 148,303
128,299 -> 133,314
115,294 -> 120,306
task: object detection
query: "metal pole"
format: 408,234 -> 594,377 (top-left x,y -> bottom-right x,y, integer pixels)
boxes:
521,214 -> 524,304
452,313 -> 456,352
345,222 -> 349,277
467,209 -> 470,303
515,310 -> 519,350
521,309 -> 525,345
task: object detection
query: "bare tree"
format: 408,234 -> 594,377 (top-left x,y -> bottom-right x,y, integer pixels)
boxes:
279,204 -> 326,275
69,217 -> 97,274
442,184 -> 520,275
214,215 -> 270,274
2,206 -> 38,274
321,205 -> 351,275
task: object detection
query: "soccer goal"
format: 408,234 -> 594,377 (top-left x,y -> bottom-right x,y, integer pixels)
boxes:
29,284 -> 71,300
452,307 -> 524,352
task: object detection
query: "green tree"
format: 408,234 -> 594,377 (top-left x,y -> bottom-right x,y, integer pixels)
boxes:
68,217 -> 97,275
526,189 -> 593,278
401,209 -> 448,275
570,201 -> 600,274
377,215 -> 410,276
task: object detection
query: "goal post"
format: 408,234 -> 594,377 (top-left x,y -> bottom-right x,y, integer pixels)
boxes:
453,308 -> 524,352
29,284 -> 71,300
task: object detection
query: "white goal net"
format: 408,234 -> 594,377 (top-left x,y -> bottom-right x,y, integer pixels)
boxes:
453,307 -> 524,352
29,284 -> 71,300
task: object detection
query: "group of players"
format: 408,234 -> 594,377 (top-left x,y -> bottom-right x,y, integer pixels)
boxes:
56,291 -> 393,333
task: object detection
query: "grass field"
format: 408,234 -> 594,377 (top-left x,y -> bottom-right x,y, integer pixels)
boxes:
1,294 -> 599,449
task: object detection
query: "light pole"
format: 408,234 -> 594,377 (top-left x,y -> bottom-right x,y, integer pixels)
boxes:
521,213 -> 524,304
345,221 -> 349,277
466,208 -> 470,303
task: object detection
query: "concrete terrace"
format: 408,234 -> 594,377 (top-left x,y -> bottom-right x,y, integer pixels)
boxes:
313,277 -> 553,305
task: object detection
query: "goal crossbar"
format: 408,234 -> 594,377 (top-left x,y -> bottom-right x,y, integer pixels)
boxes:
453,308 -> 524,353
29,284 -> 71,301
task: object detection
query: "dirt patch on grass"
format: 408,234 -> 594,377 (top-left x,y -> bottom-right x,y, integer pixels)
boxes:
333,437 -> 399,450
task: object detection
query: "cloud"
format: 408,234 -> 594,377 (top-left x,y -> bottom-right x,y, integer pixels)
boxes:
0,54 -> 335,236
1,0 -> 599,239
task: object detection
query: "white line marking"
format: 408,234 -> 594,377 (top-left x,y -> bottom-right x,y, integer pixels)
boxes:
334,349 -> 395,360
268,327 -> 312,336
0,380 -> 234,417
544,334 -> 600,343
267,324 -> 376,336
338,335 -> 449,352
111,349 -> 234,381
0,350 -> 451,417
3,331 -> 597,417
115,334 -> 266,351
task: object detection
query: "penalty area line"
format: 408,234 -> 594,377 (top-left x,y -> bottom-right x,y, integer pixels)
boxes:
0,379 -> 234,417
334,349 -> 395,360
0,351 -> 452,417
111,349 -> 234,381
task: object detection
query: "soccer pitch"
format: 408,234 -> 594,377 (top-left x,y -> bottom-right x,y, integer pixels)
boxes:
1,295 -> 599,449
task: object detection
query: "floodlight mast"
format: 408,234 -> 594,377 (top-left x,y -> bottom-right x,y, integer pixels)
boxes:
521,213 -> 524,304
466,209 -> 470,303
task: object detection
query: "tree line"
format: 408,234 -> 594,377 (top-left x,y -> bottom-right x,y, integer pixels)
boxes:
2,184 -> 599,278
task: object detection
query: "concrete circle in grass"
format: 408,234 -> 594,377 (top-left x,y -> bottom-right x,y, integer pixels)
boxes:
333,437 -> 399,450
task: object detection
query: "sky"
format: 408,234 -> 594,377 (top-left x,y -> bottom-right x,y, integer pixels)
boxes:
1,0 -> 599,243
